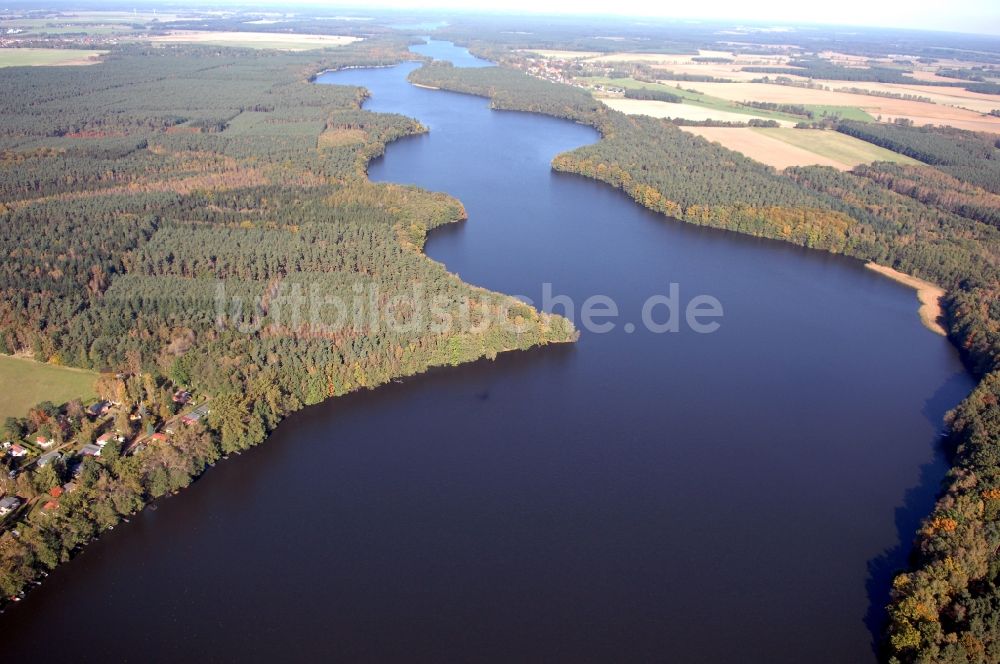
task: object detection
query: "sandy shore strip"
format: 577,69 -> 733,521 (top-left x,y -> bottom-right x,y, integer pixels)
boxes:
865,262 -> 946,335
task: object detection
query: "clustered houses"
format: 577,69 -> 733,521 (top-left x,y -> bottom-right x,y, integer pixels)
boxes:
522,57 -> 573,84
2,393 -> 208,523
513,55 -> 629,94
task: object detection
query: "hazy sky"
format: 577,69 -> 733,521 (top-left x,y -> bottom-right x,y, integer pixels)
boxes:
309,0 -> 1000,36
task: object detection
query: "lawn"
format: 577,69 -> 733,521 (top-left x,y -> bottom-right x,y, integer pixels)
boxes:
0,356 -> 97,420
0,48 -> 106,67
754,128 -> 922,167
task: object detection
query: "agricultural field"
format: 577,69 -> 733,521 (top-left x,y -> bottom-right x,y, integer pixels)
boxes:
147,31 -> 361,50
0,19 -> 137,35
21,10 -> 204,23
0,48 -> 106,67
685,81 -> 1000,133
555,47 -> 999,131
755,128 -> 921,166
518,49 -> 602,59
680,126 -> 922,170
580,76 -> 806,123
679,126 -> 844,169
813,80 -> 1000,114
527,48 -> 798,82
0,356 -> 97,420
649,50 -> 800,82
599,98 -> 795,125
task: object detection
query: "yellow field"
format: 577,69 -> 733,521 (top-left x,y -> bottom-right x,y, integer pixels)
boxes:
681,126 -> 845,169
651,51 -> 796,82
907,70 -> 968,83
657,63 -> 800,82
816,51 -> 871,67
0,48 -> 106,67
682,82 -> 1000,133
0,356 -> 97,420
148,31 -> 361,51
588,52 -> 697,64
519,49 -> 602,59
600,98 -> 797,126
680,126 -> 923,170
814,80 -> 1000,114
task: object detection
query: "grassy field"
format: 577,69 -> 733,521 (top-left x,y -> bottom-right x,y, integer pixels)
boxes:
0,48 -> 106,67
602,98 -> 797,126
755,128 -> 921,166
0,356 -> 97,420
148,31 -> 361,51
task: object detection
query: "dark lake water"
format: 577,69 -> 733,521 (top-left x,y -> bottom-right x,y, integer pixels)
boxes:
1,41 -> 975,662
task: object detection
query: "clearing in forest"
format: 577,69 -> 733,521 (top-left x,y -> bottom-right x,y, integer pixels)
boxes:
0,356 -> 98,420
0,48 -> 106,67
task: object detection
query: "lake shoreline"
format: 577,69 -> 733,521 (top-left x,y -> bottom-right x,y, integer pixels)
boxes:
864,262 -> 946,335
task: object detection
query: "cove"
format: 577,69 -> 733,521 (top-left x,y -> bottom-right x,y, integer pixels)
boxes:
0,41 -> 975,663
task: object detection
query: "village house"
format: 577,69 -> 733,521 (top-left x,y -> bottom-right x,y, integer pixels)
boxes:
181,403 -> 210,426
37,451 -> 62,468
95,431 -> 123,448
36,435 -> 55,449
79,444 -> 102,457
0,495 -> 22,516
86,401 -> 111,418
8,444 -> 27,458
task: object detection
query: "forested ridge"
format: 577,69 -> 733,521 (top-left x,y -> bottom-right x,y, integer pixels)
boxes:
407,60 -> 1000,663
0,40 -> 575,602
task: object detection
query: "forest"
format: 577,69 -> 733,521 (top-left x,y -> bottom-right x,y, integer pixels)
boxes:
836,120 -> 1000,194
405,59 -> 1000,664
623,87 -> 682,103
0,39 -> 575,602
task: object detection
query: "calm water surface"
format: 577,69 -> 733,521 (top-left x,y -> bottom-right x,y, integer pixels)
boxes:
1,41 -> 974,662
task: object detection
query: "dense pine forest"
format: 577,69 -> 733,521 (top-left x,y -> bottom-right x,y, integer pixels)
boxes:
407,60 -> 1000,663
0,39 -> 575,602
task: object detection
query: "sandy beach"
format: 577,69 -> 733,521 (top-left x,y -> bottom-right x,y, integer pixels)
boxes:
865,262 -> 946,335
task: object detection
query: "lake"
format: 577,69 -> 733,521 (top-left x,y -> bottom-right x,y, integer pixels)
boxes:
0,40 -> 974,663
